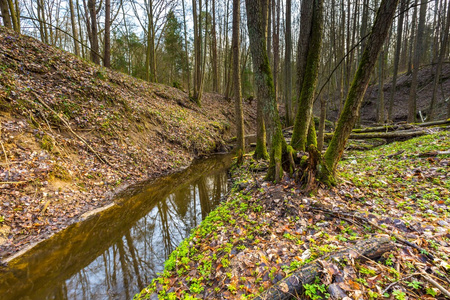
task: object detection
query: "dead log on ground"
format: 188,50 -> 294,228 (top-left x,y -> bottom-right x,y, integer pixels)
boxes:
415,119 -> 450,127
324,129 -> 426,141
253,236 -> 395,300
352,124 -> 414,133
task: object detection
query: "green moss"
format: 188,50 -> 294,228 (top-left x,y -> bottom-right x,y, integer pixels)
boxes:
49,164 -> 71,181
40,134 -> 54,151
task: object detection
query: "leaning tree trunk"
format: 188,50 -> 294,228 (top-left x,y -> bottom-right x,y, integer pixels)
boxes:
319,0 -> 399,185
291,0 -> 323,151
232,0 -> 245,154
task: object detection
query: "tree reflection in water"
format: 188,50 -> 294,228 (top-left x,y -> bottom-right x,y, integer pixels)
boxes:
47,165 -> 228,300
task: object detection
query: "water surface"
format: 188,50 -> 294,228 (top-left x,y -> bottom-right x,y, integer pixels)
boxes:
0,154 -> 232,299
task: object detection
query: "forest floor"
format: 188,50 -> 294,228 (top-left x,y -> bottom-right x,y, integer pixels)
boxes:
136,130 -> 450,300
0,27 -> 256,261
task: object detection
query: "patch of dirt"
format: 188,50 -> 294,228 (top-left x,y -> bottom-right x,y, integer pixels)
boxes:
0,27 -> 256,260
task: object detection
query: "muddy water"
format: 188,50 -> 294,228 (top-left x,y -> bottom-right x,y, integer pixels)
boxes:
0,154 -> 232,300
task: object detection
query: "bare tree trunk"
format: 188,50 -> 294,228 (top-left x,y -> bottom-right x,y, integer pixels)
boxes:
104,0 -> 111,67
193,0 -> 203,104
272,0 -> 280,100
407,0 -> 418,75
6,0 -> 18,32
320,0 -> 399,185
430,0 -> 450,120
254,0 -> 269,160
88,0 -> 100,64
211,0 -> 219,92
318,94 -> 327,151
377,49 -> 385,123
76,0 -> 86,58
284,0 -> 293,126
68,0 -> 80,56
388,0 -> 406,122
407,0 -> 427,123
296,0 -> 313,102
182,0 -> 191,94
0,0 -> 12,29
233,0 -> 245,154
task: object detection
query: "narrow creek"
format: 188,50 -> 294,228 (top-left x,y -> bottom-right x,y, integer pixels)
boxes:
0,154 -> 233,300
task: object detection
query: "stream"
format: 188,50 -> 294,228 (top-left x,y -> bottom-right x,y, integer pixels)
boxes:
0,154 -> 233,300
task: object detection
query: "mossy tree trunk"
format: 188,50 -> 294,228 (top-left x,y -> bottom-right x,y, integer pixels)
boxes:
319,0 -> 399,185
232,0 -> 245,155
245,0 -> 289,182
0,0 -> 12,29
291,0 -> 323,151
254,100 -> 269,160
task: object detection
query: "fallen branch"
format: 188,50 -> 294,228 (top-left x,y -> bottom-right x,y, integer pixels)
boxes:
415,119 -> 450,127
381,273 -> 421,294
0,181 -> 28,184
311,206 -> 435,260
415,264 -> 450,299
254,237 -> 395,300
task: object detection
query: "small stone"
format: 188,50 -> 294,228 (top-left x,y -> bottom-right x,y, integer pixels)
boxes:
316,221 -> 329,228
437,220 -> 449,227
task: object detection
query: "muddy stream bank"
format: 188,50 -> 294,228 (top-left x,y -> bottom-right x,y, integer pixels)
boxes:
0,154 -> 233,300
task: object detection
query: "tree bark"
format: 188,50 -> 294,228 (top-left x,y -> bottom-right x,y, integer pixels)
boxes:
377,49 -> 385,123
103,0 -> 111,68
283,0 -> 293,126
0,0 -> 12,29
320,0 -> 399,185
407,0 -> 427,123
318,95 -> 326,150
291,0 -> 323,151
232,0 -> 245,154
245,0 -> 286,181
429,0 -> 450,120
181,0 -> 191,94
211,0 -> 219,93
68,0 -> 80,56
6,0 -> 18,32
88,0 -> 100,65
388,0 -> 406,122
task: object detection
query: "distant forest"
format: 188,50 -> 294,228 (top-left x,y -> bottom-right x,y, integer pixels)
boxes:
1,0 -> 448,122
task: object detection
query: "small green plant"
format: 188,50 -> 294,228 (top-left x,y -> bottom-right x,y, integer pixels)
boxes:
426,287 -> 437,297
392,290 -> 406,300
0,215 -> 4,223
303,283 -> 328,300
407,280 -> 421,289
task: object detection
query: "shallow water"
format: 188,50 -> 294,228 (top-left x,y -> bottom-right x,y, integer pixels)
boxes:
0,154 -> 232,300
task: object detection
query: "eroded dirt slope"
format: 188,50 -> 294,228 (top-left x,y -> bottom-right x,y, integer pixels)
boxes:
0,27 -> 255,259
